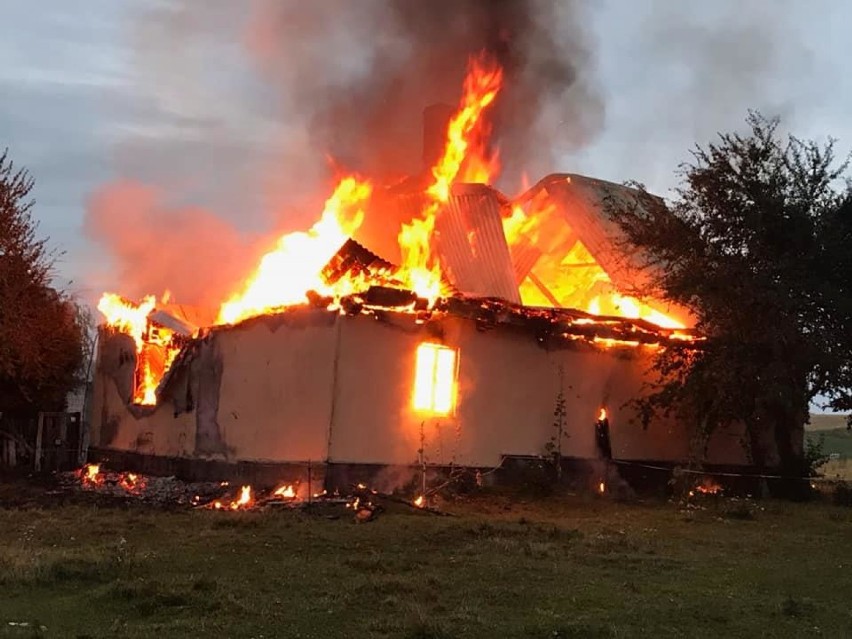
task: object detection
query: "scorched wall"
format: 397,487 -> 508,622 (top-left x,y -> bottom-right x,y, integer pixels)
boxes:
91,309 -> 750,473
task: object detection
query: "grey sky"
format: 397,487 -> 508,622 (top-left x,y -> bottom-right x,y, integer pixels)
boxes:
1,0 -> 851,302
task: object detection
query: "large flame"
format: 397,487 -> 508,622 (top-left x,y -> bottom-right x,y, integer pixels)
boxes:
217,177 -> 372,325
426,55 -> 503,202
503,195 -> 687,330
95,48 -> 697,409
97,293 -> 180,405
502,200 -> 554,251
97,293 -> 155,347
395,54 -> 504,303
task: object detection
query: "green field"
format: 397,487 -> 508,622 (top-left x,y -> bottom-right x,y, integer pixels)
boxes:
2,486 -> 852,638
807,428 -> 852,458
806,414 -> 852,479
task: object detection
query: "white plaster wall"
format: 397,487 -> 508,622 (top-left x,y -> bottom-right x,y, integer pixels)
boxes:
449,318 -> 562,466
215,314 -> 337,462
326,313 -> 665,467
327,313 -> 749,467
327,314 -> 428,465
446,319 -> 682,466
92,311 -> 749,468
93,372 -> 196,457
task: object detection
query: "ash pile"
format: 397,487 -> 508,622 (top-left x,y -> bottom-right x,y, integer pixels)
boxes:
57,464 -> 229,507
59,464 -> 434,521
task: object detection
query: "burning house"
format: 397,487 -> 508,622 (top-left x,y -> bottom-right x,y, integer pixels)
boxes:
89,55 -> 755,492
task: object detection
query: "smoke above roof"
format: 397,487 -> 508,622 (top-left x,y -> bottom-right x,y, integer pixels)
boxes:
244,0 -> 603,187
84,0 -> 603,305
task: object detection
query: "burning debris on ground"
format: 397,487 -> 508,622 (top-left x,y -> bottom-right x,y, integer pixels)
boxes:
61,464 -> 444,522
670,473 -> 730,509
62,464 -> 231,508
689,477 -> 724,498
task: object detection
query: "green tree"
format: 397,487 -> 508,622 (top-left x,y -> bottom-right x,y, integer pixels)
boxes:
0,149 -> 87,415
609,113 -> 852,475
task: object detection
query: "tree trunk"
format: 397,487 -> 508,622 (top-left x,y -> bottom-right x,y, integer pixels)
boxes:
767,400 -> 808,499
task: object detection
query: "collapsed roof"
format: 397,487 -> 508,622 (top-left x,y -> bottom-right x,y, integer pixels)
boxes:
354,173 -> 693,328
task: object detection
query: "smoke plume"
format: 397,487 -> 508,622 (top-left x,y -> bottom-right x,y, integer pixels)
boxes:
85,182 -> 264,309
246,0 -> 602,184
85,0 -> 602,306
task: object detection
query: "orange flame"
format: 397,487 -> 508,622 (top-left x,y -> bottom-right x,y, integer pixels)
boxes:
229,485 -> 254,510
598,408 -> 607,422
273,484 -> 296,499
209,486 -> 254,511
97,293 -> 155,346
217,177 -> 372,325
598,481 -> 606,494
396,54 -> 504,304
414,495 -> 425,508
504,193 -> 690,332
502,203 -> 550,248
118,472 -> 146,494
427,55 -> 503,202
97,293 -> 182,405
77,463 -> 103,488
694,478 -> 722,495
587,293 -> 685,330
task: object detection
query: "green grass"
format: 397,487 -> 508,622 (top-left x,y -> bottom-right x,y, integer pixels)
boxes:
807,427 -> 852,479
1,494 -> 851,638
807,427 -> 852,458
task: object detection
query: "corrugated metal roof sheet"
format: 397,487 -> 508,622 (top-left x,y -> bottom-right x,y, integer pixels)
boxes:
322,238 -> 395,285
510,240 -> 543,284
153,304 -> 216,333
363,184 -> 521,303
434,184 -> 521,304
515,173 -> 694,324
542,174 -> 654,295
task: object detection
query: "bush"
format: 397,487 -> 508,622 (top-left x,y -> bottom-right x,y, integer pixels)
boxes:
804,435 -> 831,477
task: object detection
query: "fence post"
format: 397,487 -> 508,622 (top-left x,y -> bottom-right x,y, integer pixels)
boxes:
34,413 -> 44,472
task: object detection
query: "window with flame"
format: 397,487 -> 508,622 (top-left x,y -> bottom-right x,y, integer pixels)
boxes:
413,343 -> 458,415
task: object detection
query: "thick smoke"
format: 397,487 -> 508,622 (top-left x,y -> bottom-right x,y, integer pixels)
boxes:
246,0 -> 603,185
85,0 -> 602,306
85,182 -> 265,309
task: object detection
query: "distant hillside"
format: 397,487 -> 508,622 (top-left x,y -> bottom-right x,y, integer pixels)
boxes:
807,414 -> 849,431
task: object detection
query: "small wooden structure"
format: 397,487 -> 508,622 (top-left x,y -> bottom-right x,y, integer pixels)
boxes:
0,412 -> 84,472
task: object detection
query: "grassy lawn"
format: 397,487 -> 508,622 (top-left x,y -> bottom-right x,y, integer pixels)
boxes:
807,424 -> 852,479
0,488 -> 852,639
1,487 -> 851,638
807,428 -> 852,458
